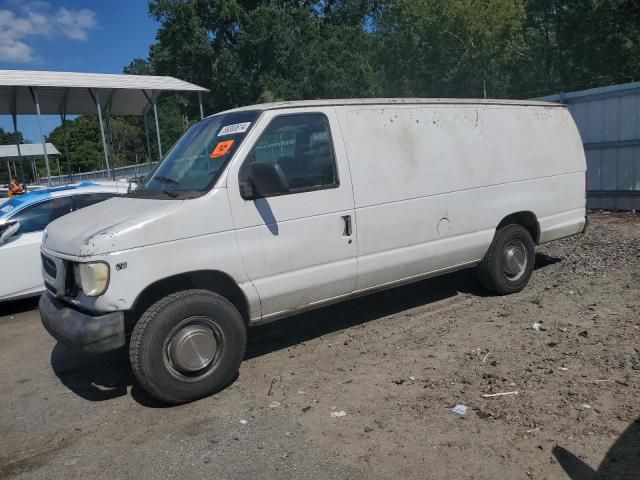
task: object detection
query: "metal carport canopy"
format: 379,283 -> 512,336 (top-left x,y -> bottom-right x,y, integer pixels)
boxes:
0,143 -> 61,183
0,70 -> 208,185
0,70 -> 208,115
0,143 -> 60,157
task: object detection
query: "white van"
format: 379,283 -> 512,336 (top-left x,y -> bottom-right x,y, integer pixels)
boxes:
39,99 -> 587,403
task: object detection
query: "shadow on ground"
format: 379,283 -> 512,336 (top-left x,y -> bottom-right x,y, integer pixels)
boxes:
553,417 -> 640,479
50,255 -> 559,406
245,253 -> 559,359
245,269 -> 479,359
50,344 -> 168,407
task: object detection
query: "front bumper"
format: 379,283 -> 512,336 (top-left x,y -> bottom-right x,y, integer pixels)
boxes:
39,293 -> 126,353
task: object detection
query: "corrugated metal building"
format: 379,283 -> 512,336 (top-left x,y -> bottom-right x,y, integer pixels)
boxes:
539,82 -> 640,210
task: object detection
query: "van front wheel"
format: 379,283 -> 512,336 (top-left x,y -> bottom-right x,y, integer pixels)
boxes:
129,289 -> 246,404
477,224 -> 535,295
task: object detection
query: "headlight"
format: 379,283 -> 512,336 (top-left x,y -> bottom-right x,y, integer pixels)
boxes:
78,262 -> 110,297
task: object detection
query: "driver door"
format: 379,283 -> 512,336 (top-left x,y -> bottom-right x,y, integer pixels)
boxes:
226,108 -> 357,321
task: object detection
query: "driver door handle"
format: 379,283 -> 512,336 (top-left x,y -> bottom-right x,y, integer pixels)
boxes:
342,215 -> 352,237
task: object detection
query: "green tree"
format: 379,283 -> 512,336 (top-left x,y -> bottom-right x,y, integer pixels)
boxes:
47,116 -> 103,175
48,114 -> 157,176
375,0 -> 528,98
230,4 -> 382,101
146,0 -> 382,111
109,117 -> 148,168
124,57 -> 190,160
0,127 -> 24,145
142,0 -> 640,105
520,0 -> 640,97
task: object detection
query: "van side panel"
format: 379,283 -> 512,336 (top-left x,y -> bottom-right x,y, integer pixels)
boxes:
338,105 -> 586,291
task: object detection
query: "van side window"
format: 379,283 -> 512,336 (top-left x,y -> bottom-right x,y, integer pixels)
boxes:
239,114 -> 338,198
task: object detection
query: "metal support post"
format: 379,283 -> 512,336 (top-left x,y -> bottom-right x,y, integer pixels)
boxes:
93,90 -> 112,178
11,102 -> 25,184
60,113 -> 73,182
30,87 -> 52,186
32,158 -> 39,184
105,106 -> 116,180
143,110 -> 153,165
14,144 -> 25,185
153,99 -> 163,160
198,91 -> 204,120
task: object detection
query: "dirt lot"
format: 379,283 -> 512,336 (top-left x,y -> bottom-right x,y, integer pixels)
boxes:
0,212 -> 638,479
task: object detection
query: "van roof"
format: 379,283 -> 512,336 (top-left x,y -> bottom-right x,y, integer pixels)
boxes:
219,98 -> 563,114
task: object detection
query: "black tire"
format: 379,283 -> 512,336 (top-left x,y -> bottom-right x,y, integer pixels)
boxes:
477,224 -> 535,295
129,289 -> 246,404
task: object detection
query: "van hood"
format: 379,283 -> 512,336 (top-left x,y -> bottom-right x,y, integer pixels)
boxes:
43,197 -> 194,257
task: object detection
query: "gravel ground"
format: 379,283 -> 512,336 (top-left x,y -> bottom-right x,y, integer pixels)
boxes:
0,212 -> 638,479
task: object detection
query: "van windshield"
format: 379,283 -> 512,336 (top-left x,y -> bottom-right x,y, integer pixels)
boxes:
133,110 -> 260,199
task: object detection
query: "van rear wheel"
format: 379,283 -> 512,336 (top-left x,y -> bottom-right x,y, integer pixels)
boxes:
129,289 -> 246,404
477,224 -> 535,295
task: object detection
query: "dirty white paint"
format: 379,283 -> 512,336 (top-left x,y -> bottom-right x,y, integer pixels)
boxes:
338,104 -> 586,291
225,107 -> 357,318
43,190 -> 261,317
41,99 -> 586,324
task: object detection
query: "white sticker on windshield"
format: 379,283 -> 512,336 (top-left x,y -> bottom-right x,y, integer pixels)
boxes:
218,122 -> 251,136
1,205 -> 13,213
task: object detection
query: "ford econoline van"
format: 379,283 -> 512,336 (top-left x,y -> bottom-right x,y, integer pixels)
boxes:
39,99 -> 587,403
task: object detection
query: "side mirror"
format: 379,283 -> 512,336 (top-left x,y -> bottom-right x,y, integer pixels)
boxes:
249,162 -> 290,198
0,221 -> 19,244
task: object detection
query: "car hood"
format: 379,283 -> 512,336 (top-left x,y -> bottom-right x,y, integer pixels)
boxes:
43,196 -> 201,257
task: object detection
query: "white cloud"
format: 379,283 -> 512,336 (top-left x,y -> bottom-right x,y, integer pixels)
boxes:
0,1 -> 97,63
55,7 -> 96,41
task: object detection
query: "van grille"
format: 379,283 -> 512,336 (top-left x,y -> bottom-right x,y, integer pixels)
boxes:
42,254 -> 57,278
44,282 -> 56,295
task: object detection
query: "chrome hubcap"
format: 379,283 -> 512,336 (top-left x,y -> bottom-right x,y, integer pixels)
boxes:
165,319 -> 222,378
502,241 -> 527,280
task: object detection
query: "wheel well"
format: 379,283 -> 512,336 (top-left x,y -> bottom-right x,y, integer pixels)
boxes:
130,271 -> 250,327
497,211 -> 540,243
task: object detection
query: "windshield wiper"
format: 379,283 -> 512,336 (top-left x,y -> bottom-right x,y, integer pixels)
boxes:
154,175 -> 179,198
159,188 -> 178,198
155,176 -> 179,185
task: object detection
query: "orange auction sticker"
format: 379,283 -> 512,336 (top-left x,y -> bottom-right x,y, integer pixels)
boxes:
210,140 -> 234,159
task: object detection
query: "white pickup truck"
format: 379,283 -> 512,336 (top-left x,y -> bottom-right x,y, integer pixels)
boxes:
39,98 -> 587,404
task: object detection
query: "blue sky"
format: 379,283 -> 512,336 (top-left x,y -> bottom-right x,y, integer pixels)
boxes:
0,0 -> 159,142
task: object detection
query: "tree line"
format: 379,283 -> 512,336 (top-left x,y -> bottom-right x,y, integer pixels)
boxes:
3,0 -> 639,182
143,0 -> 640,110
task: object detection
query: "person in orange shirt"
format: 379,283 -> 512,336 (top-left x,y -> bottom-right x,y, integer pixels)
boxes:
7,178 -> 25,197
